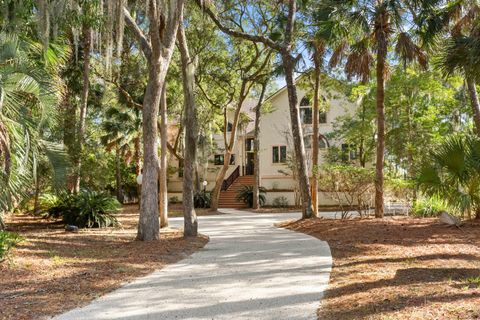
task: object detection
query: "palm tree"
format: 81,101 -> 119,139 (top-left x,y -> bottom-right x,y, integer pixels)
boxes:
325,0 -> 427,218
101,105 -> 142,203
417,134 -> 480,219
0,33 -> 66,228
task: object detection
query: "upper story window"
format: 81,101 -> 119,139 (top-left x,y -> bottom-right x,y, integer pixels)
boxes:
226,122 -> 233,132
214,154 -> 236,165
299,96 -> 327,125
272,146 -> 287,163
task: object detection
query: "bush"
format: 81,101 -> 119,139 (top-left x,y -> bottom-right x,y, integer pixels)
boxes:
236,185 -> 266,208
43,191 -> 121,228
272,196 -> 289,208
194,191 -> 211,208
0,231 -> 23,261
412,197 -> 451,217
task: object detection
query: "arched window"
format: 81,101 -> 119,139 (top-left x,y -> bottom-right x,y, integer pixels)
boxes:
303,135 -> 329,149
300,96 -> 311,106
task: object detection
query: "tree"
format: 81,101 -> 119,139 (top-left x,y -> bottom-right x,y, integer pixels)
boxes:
196,0 -> 315,218
177,13 -> 199,237
325,0 -> 427,218
252,80 -> 269,210
123,1 -> 184,240
419,1 -> 480,133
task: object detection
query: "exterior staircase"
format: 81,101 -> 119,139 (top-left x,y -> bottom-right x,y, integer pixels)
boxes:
219,175 -> 255,208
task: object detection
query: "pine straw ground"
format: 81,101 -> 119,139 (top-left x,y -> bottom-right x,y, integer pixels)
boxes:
280,217 -> 480,320
0,205 -> 209,320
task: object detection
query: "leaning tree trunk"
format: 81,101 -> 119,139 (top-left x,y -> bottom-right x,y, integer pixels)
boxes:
374,27 -> 387,219
178,22 -> 198,236
252,81 -> 268,210
282,53 -> 313,219
74,23 -> 92,193
311,54 -> 321,217
159,84 -> 169,228
466,76 -> 480,135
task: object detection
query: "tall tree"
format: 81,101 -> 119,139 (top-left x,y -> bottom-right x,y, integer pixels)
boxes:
196,0 -> 314,218
177,17 -> 198,236
325,0 -> 427,218
123,0 -> 184,240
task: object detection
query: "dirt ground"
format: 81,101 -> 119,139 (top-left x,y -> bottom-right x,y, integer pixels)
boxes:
280,217 -> 480,320
0,205 -> 208,320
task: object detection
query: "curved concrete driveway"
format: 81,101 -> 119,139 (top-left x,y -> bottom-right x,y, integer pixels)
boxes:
54,209 -> 332,320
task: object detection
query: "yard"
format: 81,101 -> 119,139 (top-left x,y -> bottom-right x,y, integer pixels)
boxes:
0,205 -> 208,320
280,217 -> 480,320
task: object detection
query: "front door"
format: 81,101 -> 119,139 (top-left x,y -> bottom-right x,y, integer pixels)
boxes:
246,152 -> 254,175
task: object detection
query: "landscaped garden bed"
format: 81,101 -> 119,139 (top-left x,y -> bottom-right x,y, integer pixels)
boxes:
0,205 -> 208,320
280,217 -> 480,320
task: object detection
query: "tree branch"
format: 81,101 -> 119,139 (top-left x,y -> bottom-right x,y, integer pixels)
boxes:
193,0 -> 285,53
123,7 -> 152,59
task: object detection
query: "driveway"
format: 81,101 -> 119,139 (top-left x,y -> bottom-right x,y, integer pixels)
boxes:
54,209 -> 332,320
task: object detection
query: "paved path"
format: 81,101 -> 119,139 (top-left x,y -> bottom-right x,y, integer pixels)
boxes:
54,209 -> 332,320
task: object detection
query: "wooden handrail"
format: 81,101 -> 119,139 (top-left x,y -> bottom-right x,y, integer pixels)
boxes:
221,166 -> 240,191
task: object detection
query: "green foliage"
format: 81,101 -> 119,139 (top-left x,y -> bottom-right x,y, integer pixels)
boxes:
412,196 -> 450,217
42,191 -> 121,228
272,196 -> 289,208
236,185 -> 266,208
386,178 -> 415,201
417,134 -> 480,219
0,231 -> 23,261
194,191 -> 211,209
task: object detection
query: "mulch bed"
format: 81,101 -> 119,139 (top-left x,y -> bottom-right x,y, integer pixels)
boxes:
0,205 -> 208,320
280,217 -> 480,320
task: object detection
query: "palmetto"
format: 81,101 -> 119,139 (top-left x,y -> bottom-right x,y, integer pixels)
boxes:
0,33 -> 66,221
417,134 -> 480,219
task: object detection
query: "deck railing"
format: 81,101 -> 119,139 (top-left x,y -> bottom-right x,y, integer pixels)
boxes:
221,166 -> 240,191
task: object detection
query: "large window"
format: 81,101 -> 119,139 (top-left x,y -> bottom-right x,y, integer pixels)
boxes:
304,135 -> 329,149
214,154 -> 235,165
272,146 -> 287,163
299,97 -> 328,125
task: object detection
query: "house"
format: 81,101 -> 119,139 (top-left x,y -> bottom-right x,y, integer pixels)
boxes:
167,74 -> 358,207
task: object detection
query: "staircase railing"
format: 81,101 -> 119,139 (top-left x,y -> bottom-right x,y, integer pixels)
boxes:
221,166 -> 240,191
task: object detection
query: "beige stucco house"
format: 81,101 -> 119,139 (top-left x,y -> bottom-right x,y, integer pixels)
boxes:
167,75 -> 358,207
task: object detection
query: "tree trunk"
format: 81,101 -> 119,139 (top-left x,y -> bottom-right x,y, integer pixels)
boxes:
282,53 -> 313,219
115,146 -> 123,203
134,136 -> 141,206
252,81 -> 268,210
374,23 -> 387,219
33,176 -> 41,215
74,23 -> 92,193
159,84 -> 169,228
466,76 -> 480,135
137,61 -> 163,241
311,55 -> 321,217
210,152 -> 232,211
178,22 -> 198,236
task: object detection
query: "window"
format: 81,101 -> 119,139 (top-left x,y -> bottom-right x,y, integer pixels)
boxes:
214,154 -> 235,165
245,138 -> 254,152
304,135 -> 329,149
300,97 -> 310,106
319,111 -> 327,124
272,146 -> 287,163
341,144 -> 357,162
226,122 -> 233,132
300,107 -> 313,124
319,138 -> 327,149
304,135 -> 312,149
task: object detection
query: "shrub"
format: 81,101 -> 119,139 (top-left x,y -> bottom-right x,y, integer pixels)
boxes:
236,185 -> 266,208
0,231 -> 23,261
43,191 -> 121,228
412,196 -> 451,217
272,196 -> 289,208
194,191 -> 211,208
319,165 -> 374,218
